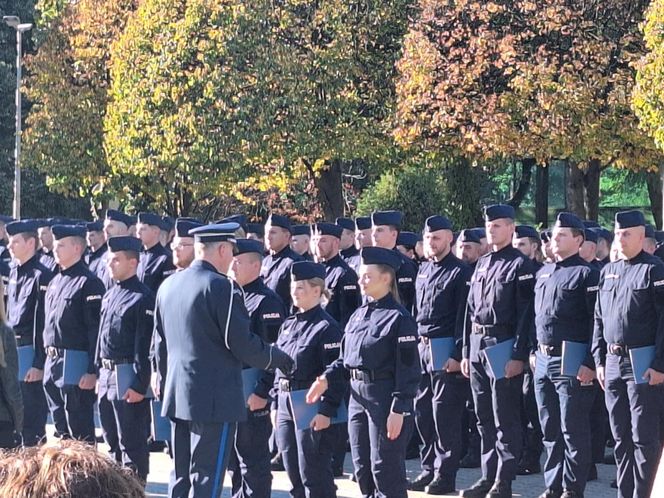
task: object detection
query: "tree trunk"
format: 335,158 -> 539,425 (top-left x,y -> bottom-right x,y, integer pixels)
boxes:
646,166 -> 663,229
314,159 -> 344,220
535,164 -> 549,226
506,158 -> 534,208
566,160 -> 586,218
583,159 -> 601,221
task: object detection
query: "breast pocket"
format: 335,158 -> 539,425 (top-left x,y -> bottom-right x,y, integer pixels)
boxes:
360,324 -> 392,370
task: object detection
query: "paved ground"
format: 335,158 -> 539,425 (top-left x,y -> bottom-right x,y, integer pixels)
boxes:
143,450 -> 620,498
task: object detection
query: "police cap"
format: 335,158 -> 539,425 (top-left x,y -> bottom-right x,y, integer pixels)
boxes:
6,220 -> 40,236
235,239 -> 265,255
313,222 -> 342,239
175,218 -> 203,238
52,225 -> 87,240
108,236 -> 142,253
105,209 -> 134,227
371,210 -> 403,229
267,214 -> 291,232
360,247 -> 402,272
189,223 -> 239,243
355,217 -> 372,231
335,217 -> 355,232
615,210 -> 646,229
425,215 -> 453,232
291,261 -> 326,281
484,204 -> 515,221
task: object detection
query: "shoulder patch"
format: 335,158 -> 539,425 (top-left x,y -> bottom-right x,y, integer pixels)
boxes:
163,269 -> 176,276
398,335 -> 417,343
398,277 -> 413,283
86,294 -> 102,301
343,285 -> 357,291
323,342 -> 341,350
262,312 -> 282,320
40,285 -> 48,291
518,274 -> 534,281
586,285 -> 599,292
653,280 -> 664,287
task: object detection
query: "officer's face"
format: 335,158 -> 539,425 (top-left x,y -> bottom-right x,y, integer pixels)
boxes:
87,230 -> 105,250
104,219 -> 128,239
460,242 -> 481,264
290,235 -> 310,256
8,234 -> 33,261
485,219 -> 514,248
247,233 -> 264,244
315,234 -> 339,261
265,224 -> 289,253
171,236 -> 195,269
340,229 -> 355,250
108,250 -> 137,281
596,238 -> 610,260
615,226 -> 645,259
358,264 -> 390,299
415,241 -> 425,259
38,227 -> 53,250
356,229 -> 372,249
291,279 -> 321,311
137,223 -> 160,248
371,225 -> 397,249
512,237 -> 536,259
229,253 -> 261,286
54,237 -> 83,268
551,227 -> 581,260
424,229 -> 452,260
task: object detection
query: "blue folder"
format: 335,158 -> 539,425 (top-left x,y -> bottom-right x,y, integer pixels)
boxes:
241,368 -> 262,402
115,363 -> 135,399
429,337 -> 456,371
288,389 -> 348,432
150,400 -> 171,441
17,345 -> 35,381
629,345 -> 656,385
482,339 -> 515,380
63,350 -> 89,385
561,341 -> 588,377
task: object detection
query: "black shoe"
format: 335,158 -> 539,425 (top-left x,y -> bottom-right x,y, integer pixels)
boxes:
517,459 -> 541,475
587,464 -> 597,482
406,445 -> 421,460
459,478 -> 493,498
425,477 -> 455,495
561,491 -> 582,498
408,471 -> 434,491
537,489 -> 562,498
610,480 -> 617,489
350,472 -> 357,482
486,480 -> 512,498
270,453 -> 284,471
459,452 -> 481,468
332,465 -> 344,478
148,440 -> 166,453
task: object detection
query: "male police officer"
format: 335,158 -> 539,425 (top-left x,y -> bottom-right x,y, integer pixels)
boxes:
346,216 -> 372,273
593,210 -> 664,498
228,238 -> 287,498
96,236 -> 154,481
43,224 -> 105,442
136,213 -> 176,293
461,204 -> 535,498
37,220 -> 57,272
312,222 -> 361,328
261,214 -> 303,311
533,213 -> 598,498
153,223 -> 294,498
371,210 -> 418,315
97,209 -> 135,289
171,218 -> 202,270
291,225 -> 313,261
86,220 -> 107,275
337,217 -> 360,264
246,223 -> 265,245
410,215 -> 471,494
5,220 -> 54,446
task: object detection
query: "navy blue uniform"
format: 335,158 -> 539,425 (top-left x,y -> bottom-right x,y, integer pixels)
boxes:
43,260 -> 105,442
5,255 -> 53,445
395,250 -> 418,316
341,245 -> 360,270
261,246 -> 303,312
229,278 -> 287,498
534,254 -> 598,495
463,245 -> 535,484
326,294 -> 421,498
87,243 -> 108,276
322,255 -> 361,328
39,248 -> 57,272
274,305 -> 344,498
592,251 -> 664,498
138,243 -> 175,293
153,260 -> 293,498
96,275 -> 154,480
414,253 -> 471,489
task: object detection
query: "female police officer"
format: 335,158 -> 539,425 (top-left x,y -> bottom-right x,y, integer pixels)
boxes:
273,261 -> 345,498
308,247 -> 421,498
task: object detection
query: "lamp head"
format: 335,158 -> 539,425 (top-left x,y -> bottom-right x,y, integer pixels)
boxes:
3,16 -> 20,28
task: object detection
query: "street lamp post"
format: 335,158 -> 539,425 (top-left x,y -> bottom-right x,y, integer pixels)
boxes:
3,16 -> 32,220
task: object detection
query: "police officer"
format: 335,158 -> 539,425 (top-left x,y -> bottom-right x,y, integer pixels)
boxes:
291,225 -> 313,261
5,220 -> 54,446
371,211 -> 418,315
308,246 -> 421,498
37,220 -> 57,272
98,209 -> 134,290
461,204 -> 535,498
643,224 -> 657,255
261,214 -> 303,311
43,224 -> 105,442
346,217 -> 372,274
533,213 -> 599,498
160,216 -> 176,251
153,223 -> 294,498
592,228 -> 613,267
337,217 -> 359,264
410,216 -> 471,494
136,213 -> 176,293
593,210 -> 664,498
96,236 -> 154,480
514,225 -> 543,268
273,261 -> 344,498
397,231 -> 420,262
246,223 -> 265,245
312,222 -> 361,328
171,218 -> 202,271
579,229 -> 598,267
86,220 -> 107,275
227,238 -> 287,498
457,229 -> 482,270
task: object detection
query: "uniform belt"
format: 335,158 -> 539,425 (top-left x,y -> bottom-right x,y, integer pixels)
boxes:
472,324 -> 511,336
349,368 -> 393,382
15,335 -> 33,348
101,358 -> 133,370
421,336 -> 429,344
608,343 -> 630,356
538,344 -> 562,356
46,347 -> 63,359
278,378 -> 314,392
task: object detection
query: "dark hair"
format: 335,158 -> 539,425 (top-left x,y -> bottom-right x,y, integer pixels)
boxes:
569,228 -> 585,242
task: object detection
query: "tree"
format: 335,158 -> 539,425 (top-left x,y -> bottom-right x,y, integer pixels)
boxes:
395,0 -> 663,220
105,0 -> 414,217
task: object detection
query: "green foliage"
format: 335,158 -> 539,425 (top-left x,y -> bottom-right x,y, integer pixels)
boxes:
356,156 -> 484,231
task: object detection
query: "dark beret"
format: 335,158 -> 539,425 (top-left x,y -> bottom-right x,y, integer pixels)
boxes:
371,210 -> 403,229
360,247 -> 402,271
189,223 -> 239,243
52,224 -> 86,240
291,225 -> 311,237
645,224 -> 656,240
105,209 -> 134,227
615,210 -> 646,229
514,225 -> 539,240
425,215 -> 453,232
108,236 -> 142,253
137,212 -> 163,228
6,220 -> 40,236
458,229 -> 481,244
313,222 -> 342,239
245,223 -> 265,237
484,204 -> 515,221
267,214 -> 291,232
291,261 -> 326,281
582,220 -> 601,229
86,220 -> 104,232
175,218 -> 203,238
554,212 -> 584,231
584,228 -> 598,244
235,239 -> 265,255
355,217 -> 372,231
397,231 -> 418,249
335,217 -> 355,232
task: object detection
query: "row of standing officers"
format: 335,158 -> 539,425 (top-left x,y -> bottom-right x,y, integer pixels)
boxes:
0,206 -> 661,498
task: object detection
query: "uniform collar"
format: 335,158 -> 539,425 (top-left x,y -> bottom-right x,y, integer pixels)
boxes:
556,253 -> 584,267
190,259 -> 219,273
432,250 -> 454,266
144,242 -> 164,254
341,246 -> 359,258
626,250 -> 648,265
242,277 -> 264,292
18,253 -> 39,270
92,242 -> 108,257
61,259 -> 85,276
118,274 -> 140,289
323,254 -> 342,266
367,292 -> 396,308
295,303 -> 322,321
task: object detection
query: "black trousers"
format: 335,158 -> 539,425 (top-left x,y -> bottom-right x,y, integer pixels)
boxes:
229,407 -> 273,498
